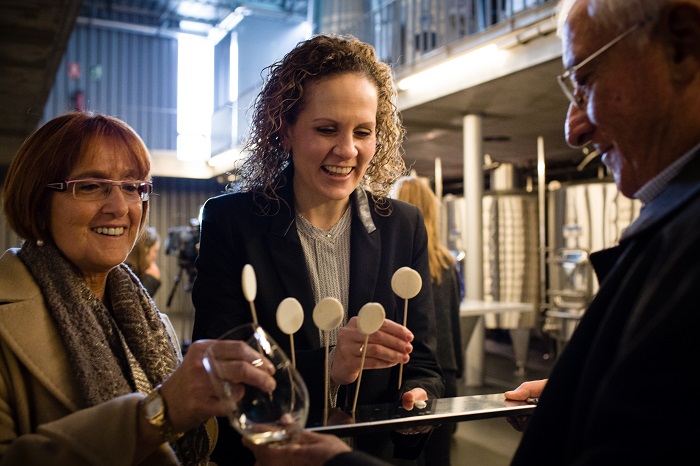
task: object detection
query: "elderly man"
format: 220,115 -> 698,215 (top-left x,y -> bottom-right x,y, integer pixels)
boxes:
505,0 -> 700,464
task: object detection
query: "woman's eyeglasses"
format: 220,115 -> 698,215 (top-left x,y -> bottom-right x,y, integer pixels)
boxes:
47,178 -> 153,202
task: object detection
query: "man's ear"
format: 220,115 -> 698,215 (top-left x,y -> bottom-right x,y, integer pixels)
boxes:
663,1 -> 700,82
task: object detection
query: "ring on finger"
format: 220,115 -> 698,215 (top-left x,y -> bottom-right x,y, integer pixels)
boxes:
358,344 -> 365,357
251,358 -> 264,368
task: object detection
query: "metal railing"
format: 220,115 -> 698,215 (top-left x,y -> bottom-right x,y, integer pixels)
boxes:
319,0 -> 556,73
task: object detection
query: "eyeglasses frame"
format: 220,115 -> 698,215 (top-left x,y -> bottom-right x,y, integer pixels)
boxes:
47,178 -> 154,202
556,20 -> 647,109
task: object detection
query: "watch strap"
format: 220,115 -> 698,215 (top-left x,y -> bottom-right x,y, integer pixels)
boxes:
144,385 -> 185,443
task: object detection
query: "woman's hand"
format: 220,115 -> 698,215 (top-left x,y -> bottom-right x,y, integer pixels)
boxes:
158,339 -> 277,434
395,388 -> 432,435
400,387 -> 428,410
330,317 -> 413,385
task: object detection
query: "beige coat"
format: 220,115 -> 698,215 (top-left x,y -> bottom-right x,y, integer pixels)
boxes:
0,248 -> 184,465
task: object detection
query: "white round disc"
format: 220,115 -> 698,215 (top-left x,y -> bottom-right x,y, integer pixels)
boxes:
391,267 -> 422,299
357,302 -> 385,335
312,297 -> 344,331
276,297 -> 304,335
241,264 -> 257,302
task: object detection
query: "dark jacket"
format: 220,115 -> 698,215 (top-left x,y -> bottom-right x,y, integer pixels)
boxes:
431,265 -> 463,389
192,166 -> 443,463
511,148 -> 700,465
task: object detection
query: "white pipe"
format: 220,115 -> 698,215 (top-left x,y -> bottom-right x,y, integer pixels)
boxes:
434,156 -> 443,200
463,114 -> 484,387
537,136 -> 546,310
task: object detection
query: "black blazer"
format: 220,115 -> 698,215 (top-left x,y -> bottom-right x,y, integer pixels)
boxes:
511,148 -> 700,465
192,166 -> 443,462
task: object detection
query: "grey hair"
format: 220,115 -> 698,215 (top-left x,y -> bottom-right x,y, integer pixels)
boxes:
556,0 -> 667,48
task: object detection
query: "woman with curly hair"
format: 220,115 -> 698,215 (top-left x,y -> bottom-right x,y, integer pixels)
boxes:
192,34 -> 444,464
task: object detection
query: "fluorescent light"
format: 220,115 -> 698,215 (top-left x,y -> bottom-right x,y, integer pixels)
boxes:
398,44 -> 502,91
219,9 -> 248,31
179,20 -> 211,35
208,8 -> 249,43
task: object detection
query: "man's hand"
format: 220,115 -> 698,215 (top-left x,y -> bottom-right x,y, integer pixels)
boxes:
503,379 -> 547,432
504,379 -> 547,401
243,430 -> 351,466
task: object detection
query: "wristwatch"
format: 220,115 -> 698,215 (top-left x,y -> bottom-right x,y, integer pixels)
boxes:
142,385 -> 184,443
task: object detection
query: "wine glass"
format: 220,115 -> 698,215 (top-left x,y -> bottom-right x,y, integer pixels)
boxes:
203,323 -> 309,445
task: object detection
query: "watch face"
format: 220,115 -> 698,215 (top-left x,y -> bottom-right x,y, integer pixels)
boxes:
146,394 -> 164,418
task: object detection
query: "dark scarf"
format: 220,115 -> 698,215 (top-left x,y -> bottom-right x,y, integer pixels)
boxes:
17,241 -> 210,465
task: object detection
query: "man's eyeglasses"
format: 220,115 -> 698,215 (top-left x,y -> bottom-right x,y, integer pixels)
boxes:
47,178 -> 154,202
556,20 -> 645,109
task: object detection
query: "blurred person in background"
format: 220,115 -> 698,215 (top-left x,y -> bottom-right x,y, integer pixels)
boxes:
126,225 -> 162,297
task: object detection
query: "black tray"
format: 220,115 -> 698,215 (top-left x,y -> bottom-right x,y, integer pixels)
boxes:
306,393 -> 535,436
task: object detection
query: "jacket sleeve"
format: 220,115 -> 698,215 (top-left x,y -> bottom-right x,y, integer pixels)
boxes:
191,195 -> 252,341
0,394 -> 178,466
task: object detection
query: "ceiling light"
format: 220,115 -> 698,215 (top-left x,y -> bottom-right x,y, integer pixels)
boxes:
208,7 -> 249,43
179,20 -> 213,35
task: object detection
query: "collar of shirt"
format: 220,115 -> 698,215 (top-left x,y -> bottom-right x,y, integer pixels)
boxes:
635,141 -> 700,204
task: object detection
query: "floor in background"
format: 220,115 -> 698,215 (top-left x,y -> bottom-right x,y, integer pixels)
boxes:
450,330 -> 556,466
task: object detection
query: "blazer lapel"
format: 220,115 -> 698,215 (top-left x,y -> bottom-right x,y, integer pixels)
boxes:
348,189 -> 381,317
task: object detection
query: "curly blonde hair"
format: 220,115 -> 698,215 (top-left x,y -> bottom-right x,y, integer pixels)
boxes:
235,34 -> 407,202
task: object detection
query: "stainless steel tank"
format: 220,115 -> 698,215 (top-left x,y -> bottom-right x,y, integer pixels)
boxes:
544,180 -> 642,351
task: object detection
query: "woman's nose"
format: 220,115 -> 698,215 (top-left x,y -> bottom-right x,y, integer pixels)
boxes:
565,103 -> 594,149
102,186 -> 131,215
333,133 -> 359,158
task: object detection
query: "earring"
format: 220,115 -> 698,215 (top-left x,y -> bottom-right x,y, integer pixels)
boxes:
36,239 -> 44,247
